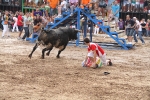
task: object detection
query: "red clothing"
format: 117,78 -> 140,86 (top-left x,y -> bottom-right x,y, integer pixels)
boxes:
140,0 -> 144,3
88,43 -> 105,56
146,23 -> 150,30
17,15 -> 23,26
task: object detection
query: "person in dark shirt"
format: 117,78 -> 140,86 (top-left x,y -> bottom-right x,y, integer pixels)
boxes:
140,18 -> 146,36
34,15 -> 42,25
32,14 -> 42,39
118,18 -> 124,30
125,15 -> 136,44
87,20 -> 93,33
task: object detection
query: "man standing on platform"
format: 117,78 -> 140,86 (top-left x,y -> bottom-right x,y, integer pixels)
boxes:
107,0 -> 115,25
47,0 -> 59,22
111,1 -> 120,32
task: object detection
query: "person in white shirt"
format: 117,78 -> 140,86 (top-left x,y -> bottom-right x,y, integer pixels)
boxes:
12,14 -> 19,32
2,11 -> 10,38
68,0 -> 78,16
133,17 -> 145,44
57,0 -> 67,18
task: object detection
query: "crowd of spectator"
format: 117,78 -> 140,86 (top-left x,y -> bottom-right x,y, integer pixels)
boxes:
0,0 -> 149,45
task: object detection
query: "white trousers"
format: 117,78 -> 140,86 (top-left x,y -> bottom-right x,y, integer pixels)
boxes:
88,51 -> 107,66
94,27 -> 99,34
2,25 -> 10,37
12,23 -> 19,32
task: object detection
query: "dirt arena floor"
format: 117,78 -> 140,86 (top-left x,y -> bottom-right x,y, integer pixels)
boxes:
0,30 -> 150,100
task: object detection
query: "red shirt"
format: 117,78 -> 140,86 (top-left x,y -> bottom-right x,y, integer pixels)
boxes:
17,15 -> 23,26
140,0 -> 144,3
88,43 -> 105,56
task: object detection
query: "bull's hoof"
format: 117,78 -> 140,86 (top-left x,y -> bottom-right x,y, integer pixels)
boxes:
28,54 -> 32,59
56,56 -> 60,58
46,52 -> 49,56
40,56 -> 44,59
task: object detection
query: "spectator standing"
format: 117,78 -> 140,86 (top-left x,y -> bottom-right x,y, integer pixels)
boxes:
131,0 -> 136,11
139,0 -> 144,12
94,22 -> 100,35
28,12 -> 34,36
12,14 -> 19,32
135,0 -> 140,12
47,0 -> 59,22
133,17 -> 145,44
87,20 -> 92,33
2,11 -> 10,37
22,13 -> 30,40
91,0 -> 98,14
140,18 -> 146,36
97,0 -> 107,19
146,19 -> 150,37
17,12 -> 23,39
125,15 -> 136,44
111,1 -> 120,31
118,18 -> 124,30
80,0 -> 92,11
122,0 -> 128,12
44,3 -> 50,17
57,0 -> 67,18
69,0 -> 78,16
107,0 -> 115,25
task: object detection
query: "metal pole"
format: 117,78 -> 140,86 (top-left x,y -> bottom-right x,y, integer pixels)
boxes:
22,0 -> 23,12
83,17 -> 87,39
89,21 -> 93,42
76,8 -> 81,46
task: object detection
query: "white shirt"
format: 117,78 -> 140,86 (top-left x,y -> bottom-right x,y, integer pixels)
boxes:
148,10 -> 150,14
61,0 -> 67,9
13,17 -> 18,23
137,21 -> 142,31
69,0 -> 78,3
23,16 -> 29,27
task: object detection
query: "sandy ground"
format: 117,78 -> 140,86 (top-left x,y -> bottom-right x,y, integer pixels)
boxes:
0,30 -> 150,100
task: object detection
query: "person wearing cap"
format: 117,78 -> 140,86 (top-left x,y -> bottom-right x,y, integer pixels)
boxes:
82,38 -> 112,68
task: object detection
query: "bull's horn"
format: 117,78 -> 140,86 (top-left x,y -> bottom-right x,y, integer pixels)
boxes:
75,29 -> 81,32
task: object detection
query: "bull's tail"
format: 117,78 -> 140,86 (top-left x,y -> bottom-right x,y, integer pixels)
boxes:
28,42 -> 41,59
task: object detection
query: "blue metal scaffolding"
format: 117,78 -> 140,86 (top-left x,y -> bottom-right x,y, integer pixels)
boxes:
30,7 -> 133,50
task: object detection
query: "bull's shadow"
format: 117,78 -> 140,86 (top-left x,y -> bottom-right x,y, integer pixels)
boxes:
28,27 -> 81,59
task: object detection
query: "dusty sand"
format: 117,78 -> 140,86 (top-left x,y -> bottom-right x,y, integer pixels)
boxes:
0,30 -> 150,100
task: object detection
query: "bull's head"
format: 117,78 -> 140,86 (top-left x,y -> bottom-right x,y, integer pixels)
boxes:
71,29 -> 81,40
74,29 -> 82,32
57,27 -> 81,40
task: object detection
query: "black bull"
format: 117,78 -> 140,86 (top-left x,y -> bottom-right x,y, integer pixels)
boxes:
28,27 -> 80,59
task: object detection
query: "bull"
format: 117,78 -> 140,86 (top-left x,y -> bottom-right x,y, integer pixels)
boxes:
28,27 -> 80,59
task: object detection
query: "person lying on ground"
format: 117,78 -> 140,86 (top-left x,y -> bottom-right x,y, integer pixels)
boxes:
82,37 -> 112,69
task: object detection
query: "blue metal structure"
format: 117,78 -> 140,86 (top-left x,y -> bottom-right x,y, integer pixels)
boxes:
28,7 -> 133,50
